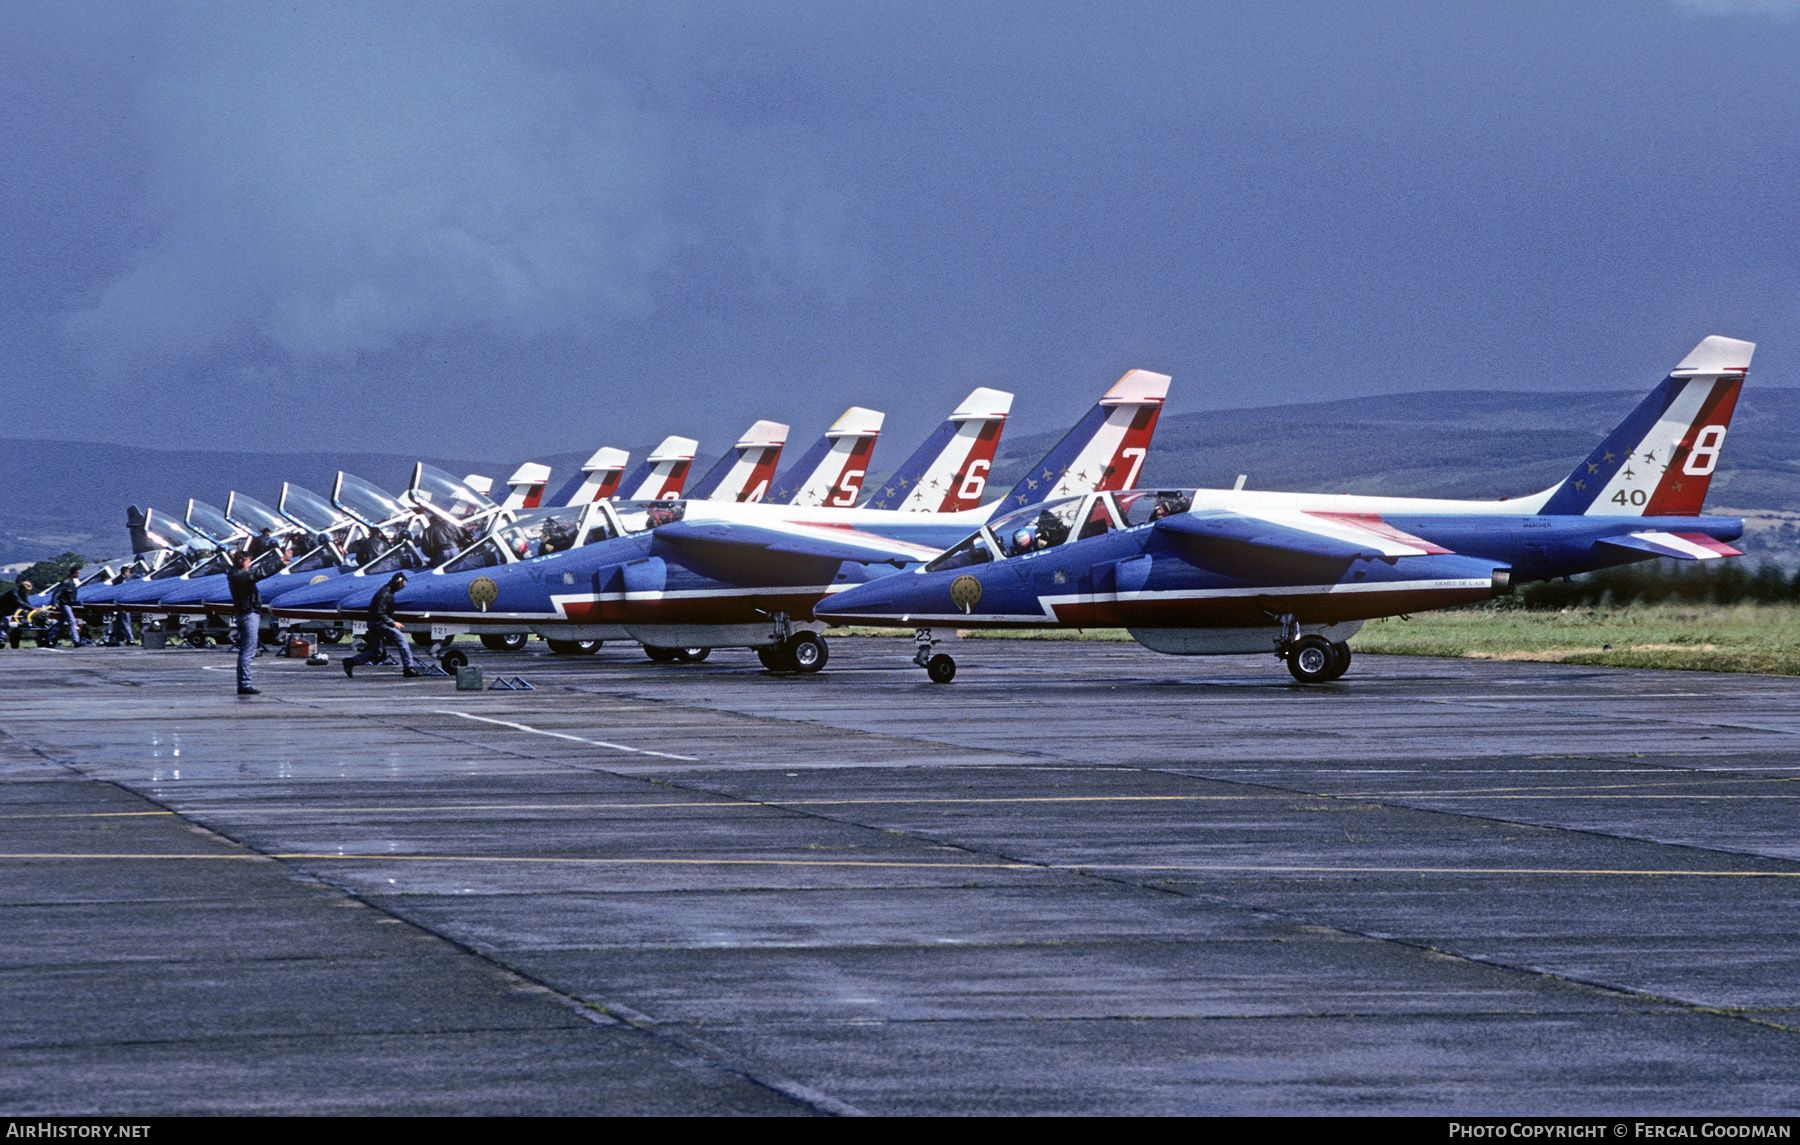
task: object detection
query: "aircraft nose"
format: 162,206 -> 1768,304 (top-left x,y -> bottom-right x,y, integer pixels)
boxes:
817,576 -> 913,621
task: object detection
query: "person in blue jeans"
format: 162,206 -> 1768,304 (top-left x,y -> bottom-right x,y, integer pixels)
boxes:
226,553 -> 263,695
343,572 -> 421,679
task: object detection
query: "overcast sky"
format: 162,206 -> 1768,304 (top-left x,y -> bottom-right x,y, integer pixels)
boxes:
4,0 -> 1799,461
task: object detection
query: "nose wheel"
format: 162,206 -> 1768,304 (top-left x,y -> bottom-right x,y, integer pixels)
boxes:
913,627 -> 956,683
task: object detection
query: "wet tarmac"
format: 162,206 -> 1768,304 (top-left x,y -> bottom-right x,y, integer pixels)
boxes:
2,635 -> 1797,1115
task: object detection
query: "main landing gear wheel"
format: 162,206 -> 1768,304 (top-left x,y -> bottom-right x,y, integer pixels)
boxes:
926,653 -> 956,684
320,629 -> 344,645
1322,641 -> 1352,682
785,632 -> 827,673
756,645 -> 792,672
440,647 -> 469,672
644,645 -> 681,662
546,638 -> 603,655
411,631 -> 435,647
481,633 -> 528,652
674,647 -> 709,662
1286,634 -> 1340,684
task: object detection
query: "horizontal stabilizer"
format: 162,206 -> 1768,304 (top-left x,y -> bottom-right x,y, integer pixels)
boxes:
1596,531 -> 1743,561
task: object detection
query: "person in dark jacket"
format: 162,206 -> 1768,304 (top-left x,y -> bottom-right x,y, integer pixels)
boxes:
342,572 -> 420,678
227,552 -> 264,695
51,568 -> 89,646
0,580 -> 31,647
422,516 -> 463,566
247,528 -> 279,560
349,530 -> 383,568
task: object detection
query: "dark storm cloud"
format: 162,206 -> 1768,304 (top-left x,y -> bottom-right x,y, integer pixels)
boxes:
8,1 -> 1800,459
64,2 -> 673,373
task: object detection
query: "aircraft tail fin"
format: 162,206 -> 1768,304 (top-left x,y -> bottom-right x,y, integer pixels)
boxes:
1538,336 -> 1752,517
499,462 -> 552,511
992,369 -> 1169,514
551,447 -> 630,505
126,506 -> 161,554
689,420 -> 790,502
764,407 -> 885,507
618,436 -> 697,501
867,387 -> 1013,512
463,475 -> 494,498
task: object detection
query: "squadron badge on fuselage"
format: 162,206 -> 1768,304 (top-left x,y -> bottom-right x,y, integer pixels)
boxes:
949,575 -> 982,613
468,577 -> 499,612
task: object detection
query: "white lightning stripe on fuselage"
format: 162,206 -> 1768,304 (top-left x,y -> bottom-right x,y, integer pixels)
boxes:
541,583 -> 854,619
1589,378 -> 1716,516
881,577 -> 1495,625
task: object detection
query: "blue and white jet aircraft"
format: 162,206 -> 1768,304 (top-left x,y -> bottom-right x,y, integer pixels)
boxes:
379,371 -> 1168,670
816,336 -> 1753,683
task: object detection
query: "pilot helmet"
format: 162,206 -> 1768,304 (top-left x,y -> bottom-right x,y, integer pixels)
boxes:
1012,526 -> 1037,552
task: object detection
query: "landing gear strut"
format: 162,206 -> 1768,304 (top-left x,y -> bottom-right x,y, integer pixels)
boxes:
914,628 -> 955,684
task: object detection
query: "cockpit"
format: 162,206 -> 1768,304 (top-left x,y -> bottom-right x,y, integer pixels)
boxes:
437,500 -> 637,574
409,464 -> 501,528
923,489 -> 1196,573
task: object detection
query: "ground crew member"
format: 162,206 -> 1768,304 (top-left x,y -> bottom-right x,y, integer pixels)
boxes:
227,552 -> 263,695
51,568 -> 89,646
422,516 -> 462,565
0,580 -> 31,647
342,572 -> 421,679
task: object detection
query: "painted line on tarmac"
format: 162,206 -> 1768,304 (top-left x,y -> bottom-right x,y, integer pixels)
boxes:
0,810 -> 176,820
0,852 -> 270,861
46,786 -> 1800,823
6,851 -> 1800,878
182,794 -> 1302,816
437,710 -> 699,761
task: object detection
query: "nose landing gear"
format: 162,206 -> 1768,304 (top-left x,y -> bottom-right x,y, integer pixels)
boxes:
913,628 -> 956,683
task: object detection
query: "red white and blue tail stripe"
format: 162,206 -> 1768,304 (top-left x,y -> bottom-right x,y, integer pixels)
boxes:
499,462 -> 552,510
618,436 -> 697,502
865,387 -> 1013,512
1540,336 -> 1751,517
688,421 -> 790,503
550,447 -> 630,506
995,369 -> 1168,513
764,407 -> 885,507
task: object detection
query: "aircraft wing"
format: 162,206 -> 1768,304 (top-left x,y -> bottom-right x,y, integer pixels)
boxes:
1155,509 -> 1448,562
653,519 -> 940,567
1596,531 -> 1743,561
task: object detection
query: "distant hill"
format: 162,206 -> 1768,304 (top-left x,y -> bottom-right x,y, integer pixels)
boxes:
7,386 -> 1797,566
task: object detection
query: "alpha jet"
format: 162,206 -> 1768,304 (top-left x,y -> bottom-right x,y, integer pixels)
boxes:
817,336 -> 1753,683
385,372 -> 1166,671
